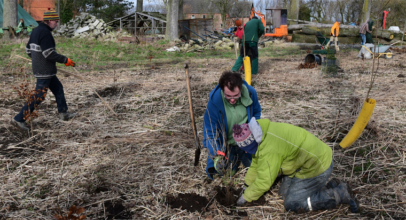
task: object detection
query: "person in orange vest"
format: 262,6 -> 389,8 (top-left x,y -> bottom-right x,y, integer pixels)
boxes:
326,18 -> 341,51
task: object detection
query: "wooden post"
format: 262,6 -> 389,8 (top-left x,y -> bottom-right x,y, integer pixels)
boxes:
134,13 -> 137,37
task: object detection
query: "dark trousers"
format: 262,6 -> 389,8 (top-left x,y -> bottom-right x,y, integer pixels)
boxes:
231,42 -> 259,74
14,76 -> 68,122
229,145 -> 252,172
278,162 -> 337,212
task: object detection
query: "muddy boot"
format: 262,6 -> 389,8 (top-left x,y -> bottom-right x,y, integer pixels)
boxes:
59,112 -> 77,121
333,182 -> 359,213
326,178 -> 341,189
12,118 -> 30,131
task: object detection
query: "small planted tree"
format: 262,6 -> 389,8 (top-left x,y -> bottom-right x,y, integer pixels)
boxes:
13,82 -> 47,134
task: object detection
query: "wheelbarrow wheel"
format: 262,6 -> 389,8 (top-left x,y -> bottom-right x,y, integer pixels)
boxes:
385,54 -> 393,59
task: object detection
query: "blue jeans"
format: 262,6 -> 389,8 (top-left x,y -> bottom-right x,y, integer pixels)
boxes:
14,76 -> 68,122
360,34 -> 366,45
279,161 -> 336,212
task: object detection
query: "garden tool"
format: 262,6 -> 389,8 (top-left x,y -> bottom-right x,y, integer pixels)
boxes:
184,63 -> 201,166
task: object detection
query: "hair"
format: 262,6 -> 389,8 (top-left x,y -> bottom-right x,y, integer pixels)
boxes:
219,71 -> 243,92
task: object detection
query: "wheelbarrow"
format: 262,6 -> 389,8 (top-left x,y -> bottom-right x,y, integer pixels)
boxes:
315,31 -> 330,49
362,45 -> 393,59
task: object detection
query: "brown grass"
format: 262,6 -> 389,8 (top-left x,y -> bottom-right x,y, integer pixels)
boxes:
0,43 -> 405,219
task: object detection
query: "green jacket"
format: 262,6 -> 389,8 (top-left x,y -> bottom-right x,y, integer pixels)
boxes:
243,119 -> 333,202
243,19 -> 265,43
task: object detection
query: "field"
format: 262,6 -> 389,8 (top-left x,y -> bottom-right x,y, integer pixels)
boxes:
1,37 -> 406,219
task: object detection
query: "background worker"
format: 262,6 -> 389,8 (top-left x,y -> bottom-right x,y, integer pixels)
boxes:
234,19 -> 243,43
359,19 -> 372,45
203,71 -> 261,179
233,118 -> 359,213
12,9 -> 77,131
231,16 -> 264,75
326,18 -> 341,51
366,20 -> 375,44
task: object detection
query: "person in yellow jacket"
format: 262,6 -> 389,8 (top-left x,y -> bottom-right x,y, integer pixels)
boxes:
231,118 -> 359,213
325,18 -> 341,51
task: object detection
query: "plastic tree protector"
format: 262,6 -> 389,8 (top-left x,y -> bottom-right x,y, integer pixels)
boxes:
243,56 -> 251,85
339,98 -> 376,148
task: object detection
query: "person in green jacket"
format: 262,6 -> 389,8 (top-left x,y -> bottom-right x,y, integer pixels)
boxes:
230,118 -> 359,213
231,16 -> 265,75
366,20 -> 375,44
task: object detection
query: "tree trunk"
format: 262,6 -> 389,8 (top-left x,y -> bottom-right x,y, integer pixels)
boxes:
299,26 -> 394,40
361,0 -> 371,24
2,0 -> 18,40
289,0 -> 299,24
178,0 -> 183,20
165,0 -> 179,41
136,0 -> 143,12
289,23 -> 359,31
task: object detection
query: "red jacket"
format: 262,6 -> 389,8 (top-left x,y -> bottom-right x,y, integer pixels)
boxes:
235,26 -> 244,40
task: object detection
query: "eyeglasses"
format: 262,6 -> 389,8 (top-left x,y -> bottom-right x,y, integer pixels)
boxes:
224,93 -> 241,101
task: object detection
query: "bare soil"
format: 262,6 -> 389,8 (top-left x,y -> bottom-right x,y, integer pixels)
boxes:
1,45 -> 406,219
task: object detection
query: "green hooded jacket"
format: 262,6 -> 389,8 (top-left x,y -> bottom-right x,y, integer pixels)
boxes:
243,119 -> 333,202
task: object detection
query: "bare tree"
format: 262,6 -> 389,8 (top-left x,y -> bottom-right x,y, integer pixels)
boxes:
361,0 -> 371,23
289,0 -> 299,21
2,0 -> 18,40
137,0 -> 143,12
165,0 -> 179,40
210,0 -> 235,26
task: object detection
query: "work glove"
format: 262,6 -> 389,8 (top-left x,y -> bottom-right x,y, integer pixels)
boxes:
237,195 -> 247,206
239,184 -> 248,197
65,58 -> 75,67
213,156 -> 227,176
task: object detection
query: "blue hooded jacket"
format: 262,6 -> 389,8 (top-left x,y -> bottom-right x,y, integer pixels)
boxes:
203,81 -> 261,178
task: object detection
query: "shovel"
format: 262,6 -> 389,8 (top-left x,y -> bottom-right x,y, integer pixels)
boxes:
184,63 -> 201,166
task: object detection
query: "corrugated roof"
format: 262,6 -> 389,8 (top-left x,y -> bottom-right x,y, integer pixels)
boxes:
0,0 -> 38,27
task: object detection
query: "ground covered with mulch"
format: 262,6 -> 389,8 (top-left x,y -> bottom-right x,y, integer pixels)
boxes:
1,41 -> 406,219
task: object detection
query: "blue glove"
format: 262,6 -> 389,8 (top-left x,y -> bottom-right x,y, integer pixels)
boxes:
237,195 -> 247,206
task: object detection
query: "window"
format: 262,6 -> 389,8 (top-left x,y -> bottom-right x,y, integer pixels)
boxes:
203,15 -> 206,19
191,15 -> 195,19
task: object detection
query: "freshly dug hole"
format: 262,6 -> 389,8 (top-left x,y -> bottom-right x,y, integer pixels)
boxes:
167,193 -> 210,212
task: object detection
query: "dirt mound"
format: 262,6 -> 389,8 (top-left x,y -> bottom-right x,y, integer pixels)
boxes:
214,186 -> 266,207
93,83 -> 140,97
167,193 -> 210,212
390,47 -> 406,53
298,62 -> 317,69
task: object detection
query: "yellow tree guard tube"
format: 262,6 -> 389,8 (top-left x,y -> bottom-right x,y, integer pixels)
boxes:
243,56 -> 251,85
339,98 -> 376,149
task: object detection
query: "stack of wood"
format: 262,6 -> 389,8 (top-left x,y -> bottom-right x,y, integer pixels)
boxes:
54,13 -> 111,40
288,23 -> 405,45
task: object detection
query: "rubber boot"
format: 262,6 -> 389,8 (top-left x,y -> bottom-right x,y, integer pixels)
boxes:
59,112 -> 77,121
12,118 -> 30,131
333,182 -> 359,213
326,178 -> 340,189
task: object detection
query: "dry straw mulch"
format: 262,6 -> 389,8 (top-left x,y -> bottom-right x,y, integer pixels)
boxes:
1,46 -> 406,219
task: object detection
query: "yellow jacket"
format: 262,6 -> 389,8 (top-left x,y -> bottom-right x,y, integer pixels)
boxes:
330,22 -> 340,36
